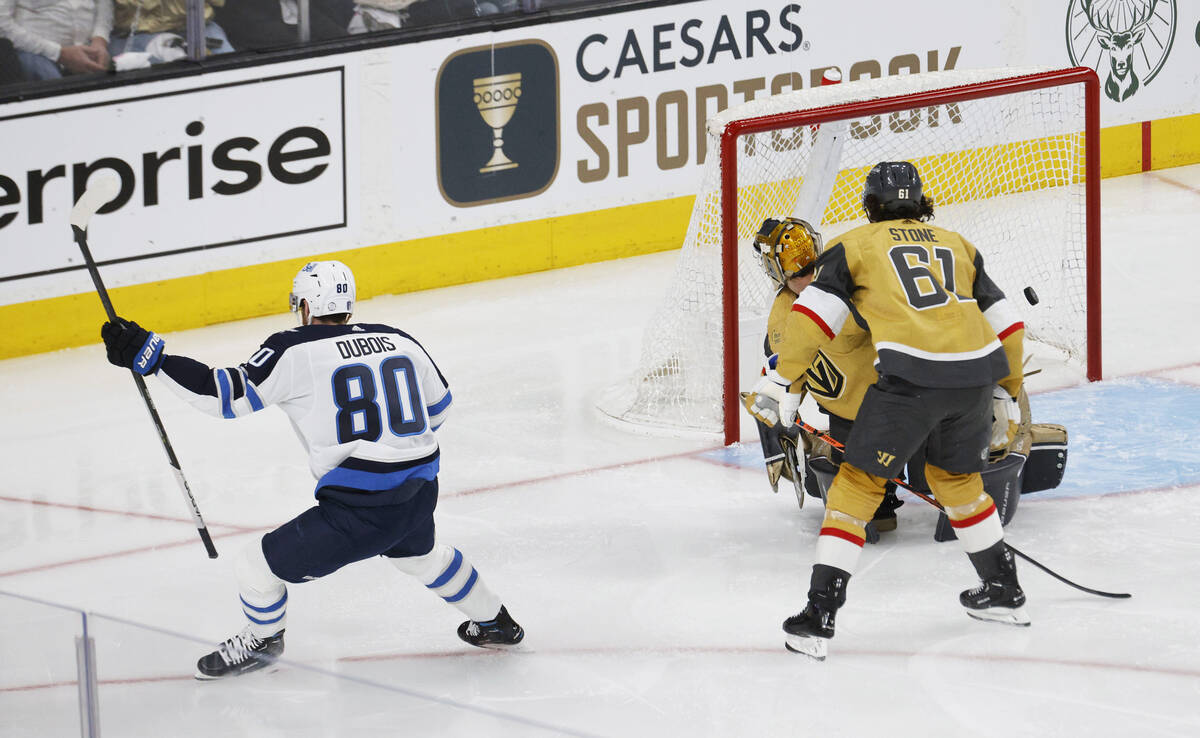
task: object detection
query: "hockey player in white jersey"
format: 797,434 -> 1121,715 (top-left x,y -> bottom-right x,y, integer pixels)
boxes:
100,260 -> 523,680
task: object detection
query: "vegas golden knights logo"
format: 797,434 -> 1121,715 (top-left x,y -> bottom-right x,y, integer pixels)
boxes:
804,350 -> 846,400
876,450 -> 896,467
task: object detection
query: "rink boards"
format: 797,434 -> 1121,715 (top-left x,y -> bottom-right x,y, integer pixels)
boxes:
3,0 -> 1200,358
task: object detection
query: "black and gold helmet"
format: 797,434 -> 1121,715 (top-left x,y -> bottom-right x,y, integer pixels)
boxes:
752,217 -> 823,288
862,161 -> 933,222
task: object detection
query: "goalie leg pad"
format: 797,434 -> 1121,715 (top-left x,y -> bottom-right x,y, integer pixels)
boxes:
871,483 -> 902,532
932,454 -> 1024,542
800,428 -> 834,500
982,453 -> 1025,525
778,433 -> 806,508
755,414 -> 786,493
807,457 -> 838,504
1021,423 -> 1068,494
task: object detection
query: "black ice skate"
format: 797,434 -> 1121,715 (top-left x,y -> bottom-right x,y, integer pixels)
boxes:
960,579 -> 1030,626
961,541 -> 1030,626
782,603 -> 836,661
783,564 -> 849,661
458,606 -> 524,648
195,627 -> 285,680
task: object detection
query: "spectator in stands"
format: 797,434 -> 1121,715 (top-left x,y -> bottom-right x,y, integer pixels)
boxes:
471,0 -> 517,13
348,0 -> 516,33
215,0 -> 352,51
108,0 -> 232,66
0,37 -> 23,83
0,0 -> 111,81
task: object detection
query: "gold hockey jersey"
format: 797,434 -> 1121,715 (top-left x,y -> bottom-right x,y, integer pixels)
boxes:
766,287 -> 877,421
776,220 -> 1024,392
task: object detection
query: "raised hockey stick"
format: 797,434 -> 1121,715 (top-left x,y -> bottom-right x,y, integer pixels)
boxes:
791,419 -> 1130,600
70,176 -> 218,559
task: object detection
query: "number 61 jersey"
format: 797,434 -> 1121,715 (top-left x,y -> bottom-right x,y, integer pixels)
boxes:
155,323 -> 452,505
777,220 -> 1024,393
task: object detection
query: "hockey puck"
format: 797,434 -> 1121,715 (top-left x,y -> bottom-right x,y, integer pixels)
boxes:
1023,286 -> 1039,306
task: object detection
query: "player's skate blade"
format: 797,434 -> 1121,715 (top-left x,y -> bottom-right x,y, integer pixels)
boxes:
458,606 -> 524,649
195,628 -> 285,680
782,597 -> 838,661
784,634 -> 828,661
964,605 -> 1031,627
960,575 -> 1030,627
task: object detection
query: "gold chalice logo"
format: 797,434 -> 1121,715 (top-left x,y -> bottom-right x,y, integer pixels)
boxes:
473,73 -> 522,173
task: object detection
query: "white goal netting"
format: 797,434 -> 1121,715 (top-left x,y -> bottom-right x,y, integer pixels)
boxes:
597,67 -> 1095,439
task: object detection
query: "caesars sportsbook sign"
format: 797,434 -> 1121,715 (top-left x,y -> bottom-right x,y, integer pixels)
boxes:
425,0 -> 1195,217
430,2 -> 968,212
0,67 -> 346,286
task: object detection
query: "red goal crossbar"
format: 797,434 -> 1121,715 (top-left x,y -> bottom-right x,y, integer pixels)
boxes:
716,67 -> 1101,445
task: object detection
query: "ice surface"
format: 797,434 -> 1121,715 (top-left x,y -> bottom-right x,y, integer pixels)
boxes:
2,166 -> 1200,737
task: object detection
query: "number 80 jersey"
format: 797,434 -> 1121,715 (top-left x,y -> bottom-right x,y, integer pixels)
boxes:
155,323 -> 452,504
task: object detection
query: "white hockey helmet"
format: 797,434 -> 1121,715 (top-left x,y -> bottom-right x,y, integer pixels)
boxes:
289,260 -> 355,324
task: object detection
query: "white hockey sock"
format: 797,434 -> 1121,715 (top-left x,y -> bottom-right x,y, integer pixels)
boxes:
815,510 -> 869,575
235,538 -> 288,639
391,543 -> 503,622
815,531 -> 865,576
949,501 -> 1004,554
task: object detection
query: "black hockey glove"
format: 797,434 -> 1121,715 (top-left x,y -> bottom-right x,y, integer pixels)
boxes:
100,318 -> 165,375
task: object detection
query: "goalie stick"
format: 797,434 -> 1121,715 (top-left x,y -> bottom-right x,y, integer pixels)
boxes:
70,175 -> 218,559
790,419 -> 1130,600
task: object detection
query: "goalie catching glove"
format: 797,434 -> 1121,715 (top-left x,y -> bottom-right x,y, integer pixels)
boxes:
990,384 -> 1020,452
101,317 -> 165,376
743,355 -> 803,428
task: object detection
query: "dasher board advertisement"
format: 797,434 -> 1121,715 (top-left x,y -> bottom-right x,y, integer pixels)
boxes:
0,67 -> 347,294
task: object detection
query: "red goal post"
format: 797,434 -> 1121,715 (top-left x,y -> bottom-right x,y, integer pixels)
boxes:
598,67 -> 1101,446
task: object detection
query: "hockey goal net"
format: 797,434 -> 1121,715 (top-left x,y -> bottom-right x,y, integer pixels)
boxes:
596,66 -> 1100,445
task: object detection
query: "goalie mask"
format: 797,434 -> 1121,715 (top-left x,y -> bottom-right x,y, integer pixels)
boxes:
752,217 -> 823,288
289,260 -> 355,325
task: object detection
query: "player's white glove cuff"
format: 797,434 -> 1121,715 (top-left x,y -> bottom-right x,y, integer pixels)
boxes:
778,390 -> 802,428
763,355 -> 802,426
743,356 -> 802,428
752,371 -> 788,403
